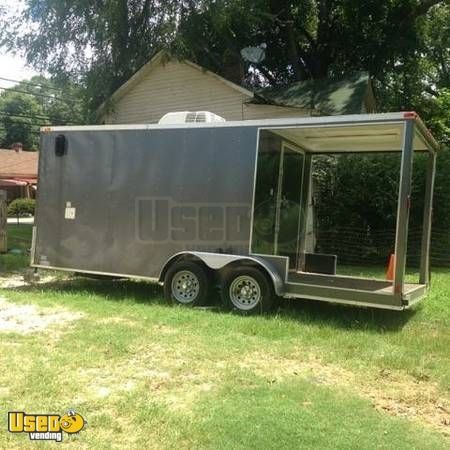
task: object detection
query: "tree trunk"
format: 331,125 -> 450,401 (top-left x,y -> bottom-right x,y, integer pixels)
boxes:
268,0 -> 308,80
111,0 -> 130,77
308,0 -> 333,79
286,21 -> 304,81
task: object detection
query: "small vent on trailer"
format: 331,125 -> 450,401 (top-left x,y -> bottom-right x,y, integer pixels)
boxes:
186,112 -> 207,123
159,111 -> 226,124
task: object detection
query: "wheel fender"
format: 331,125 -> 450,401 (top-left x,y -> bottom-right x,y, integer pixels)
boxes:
159,251 -> 284,296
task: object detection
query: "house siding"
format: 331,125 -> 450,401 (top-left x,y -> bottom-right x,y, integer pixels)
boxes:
103,60 -> 309,124
104,61 -> 249,124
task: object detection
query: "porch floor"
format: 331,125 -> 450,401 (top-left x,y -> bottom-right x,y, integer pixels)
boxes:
287,271 -> 425,296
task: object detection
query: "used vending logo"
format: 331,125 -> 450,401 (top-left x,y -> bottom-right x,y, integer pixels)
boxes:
135,197 -> 251,244
8,410 -> 86,442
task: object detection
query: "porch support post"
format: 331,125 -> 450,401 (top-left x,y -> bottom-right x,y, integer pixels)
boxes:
419,151 -> 437,285
297,153 -> 313,271
394,120 -> 415,295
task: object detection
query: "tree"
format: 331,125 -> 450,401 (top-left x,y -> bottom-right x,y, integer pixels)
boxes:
0,76 -> 86,149
429,90 -> 450,146
1,0 -> 181,110
377,3 -> 449,116
174,0 -> 447,85
0,92 -> 45,150
1,1 -> 446,108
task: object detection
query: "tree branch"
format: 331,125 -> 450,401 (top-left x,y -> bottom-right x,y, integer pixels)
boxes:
424,85 -> 439,96
256,64 -> 277,85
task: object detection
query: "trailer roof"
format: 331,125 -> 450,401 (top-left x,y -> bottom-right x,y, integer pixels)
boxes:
42,112 -> 439,153
265,122 -> 430,154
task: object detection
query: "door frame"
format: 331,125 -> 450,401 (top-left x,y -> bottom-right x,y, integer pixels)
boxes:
274,141 -> 306,259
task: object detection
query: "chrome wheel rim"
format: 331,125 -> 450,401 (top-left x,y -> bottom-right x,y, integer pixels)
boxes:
229,275 -> 261,310
171,270 -> 200,304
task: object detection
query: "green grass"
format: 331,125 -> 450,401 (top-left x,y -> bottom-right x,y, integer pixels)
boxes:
337,264 -> 430,285
0,224 -> 32,272
0,225 -> 449,448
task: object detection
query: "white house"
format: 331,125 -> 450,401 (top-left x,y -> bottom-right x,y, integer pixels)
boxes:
98,51 -> 376,124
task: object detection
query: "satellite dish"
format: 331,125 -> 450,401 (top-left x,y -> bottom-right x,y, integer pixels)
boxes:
241,46 -> 266,64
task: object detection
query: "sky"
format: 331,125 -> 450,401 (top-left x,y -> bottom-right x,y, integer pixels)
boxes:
0,52 -> 39,83
0,0 -> 39,86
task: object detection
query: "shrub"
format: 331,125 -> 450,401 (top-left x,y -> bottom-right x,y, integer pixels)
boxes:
7,198 -> 36,217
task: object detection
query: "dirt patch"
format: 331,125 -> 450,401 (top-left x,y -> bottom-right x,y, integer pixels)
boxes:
55,339 -> 450,435
95,316 -> 139,327
240,351 -> 450,435
0,297 -> 84,334
0,273 -> 58,289
238,352 -> 351,386
74,343 -> 218,413
364,370 -> 450,434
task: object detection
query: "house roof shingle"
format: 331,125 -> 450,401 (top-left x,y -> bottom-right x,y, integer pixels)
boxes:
252,72 -> 375,115
0,150 -> 38,178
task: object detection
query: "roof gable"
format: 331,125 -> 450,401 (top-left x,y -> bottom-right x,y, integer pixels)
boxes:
98,51 -> 254,117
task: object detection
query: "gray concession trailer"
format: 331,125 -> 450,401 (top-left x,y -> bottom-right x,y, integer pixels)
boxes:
32,112 -> 439,312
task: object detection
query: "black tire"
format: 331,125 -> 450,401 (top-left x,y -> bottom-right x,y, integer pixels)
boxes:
163,261 -> 210,306
221,266 -> 274,314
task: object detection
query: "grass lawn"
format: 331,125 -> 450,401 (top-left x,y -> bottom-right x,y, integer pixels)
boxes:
0,224 -> 32,272
0,224 -> 449,448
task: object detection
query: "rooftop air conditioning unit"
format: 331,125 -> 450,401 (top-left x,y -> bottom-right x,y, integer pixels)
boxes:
158,111 -> 226,125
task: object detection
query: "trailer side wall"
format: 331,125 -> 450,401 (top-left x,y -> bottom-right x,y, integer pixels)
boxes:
34,127 -> 258,277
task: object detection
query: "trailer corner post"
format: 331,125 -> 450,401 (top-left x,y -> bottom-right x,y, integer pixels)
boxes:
419,150 -> 437,285
394,120 -> 415,296
297,152 -> 313,271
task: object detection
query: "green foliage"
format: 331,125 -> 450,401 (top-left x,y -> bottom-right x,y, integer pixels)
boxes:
314,154 -> 399,264
377,4 -> 449,124
0,75 -> 87,149
0,0 -> 179,111
15,75 -> 86,126
0,224 -> 32,270
428,89 -> 450,146
0,1 -> 445,107
0,91 -> 45,149
7,198 -> 36,217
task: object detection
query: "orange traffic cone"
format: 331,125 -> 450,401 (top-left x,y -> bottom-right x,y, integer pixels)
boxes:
386,254 -> 395,281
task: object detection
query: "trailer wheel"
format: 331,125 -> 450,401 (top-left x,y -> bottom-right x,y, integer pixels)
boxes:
164,261 -> 210,306
221,266 -> 274,314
